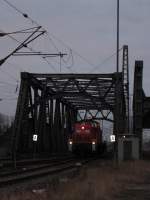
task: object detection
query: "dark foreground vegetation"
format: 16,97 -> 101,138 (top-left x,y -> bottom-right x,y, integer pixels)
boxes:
0,160 -> 150,200
0,113 -> 13,157
0,113 -> 12,135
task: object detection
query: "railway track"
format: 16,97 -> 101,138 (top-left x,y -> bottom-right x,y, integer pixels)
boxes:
0,156 -> 95,188
0,154 -> 74,168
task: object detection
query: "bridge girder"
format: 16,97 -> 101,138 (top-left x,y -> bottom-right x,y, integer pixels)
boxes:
12,71 -> 126,156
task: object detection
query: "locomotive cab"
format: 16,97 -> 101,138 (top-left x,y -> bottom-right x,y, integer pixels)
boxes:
68,120 -> 103,153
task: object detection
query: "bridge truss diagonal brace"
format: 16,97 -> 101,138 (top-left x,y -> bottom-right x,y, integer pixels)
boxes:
12,72 -> 127,157
12,75 -> 31,157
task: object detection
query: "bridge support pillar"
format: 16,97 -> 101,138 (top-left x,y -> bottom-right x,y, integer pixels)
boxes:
133,61 -> 143,157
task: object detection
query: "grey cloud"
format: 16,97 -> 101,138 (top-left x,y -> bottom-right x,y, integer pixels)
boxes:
0,0 -> 150,114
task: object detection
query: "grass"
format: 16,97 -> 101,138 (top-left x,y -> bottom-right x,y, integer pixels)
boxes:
1,160 -> 150,200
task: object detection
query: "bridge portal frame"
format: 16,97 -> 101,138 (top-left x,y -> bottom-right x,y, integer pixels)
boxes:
12,72 -> 126,157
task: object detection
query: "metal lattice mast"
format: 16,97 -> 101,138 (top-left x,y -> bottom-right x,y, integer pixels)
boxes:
122,45 -> 129,133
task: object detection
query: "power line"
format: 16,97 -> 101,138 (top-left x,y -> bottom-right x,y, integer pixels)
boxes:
0,28 -> 34,52
0,97 -> 17,101
46,33 -> 60,53
48,33 -> 96,68
6,61 -> 30,73
42,57 -> 57,72
45,34 -> 74,69
0,26 -> 71,73
2,0 -> 96,72
0,27 -> 44,37
89,47 -> 123,73
0,68 -> 19,82
0,81 -> 17,87
2,0 -> 29,18
0,26 -> 46,66
0,81 -> 19,94
0,27 -> 59,73
0,86 -> 18,95
2,0 -> 124,75
2,0 -> 68,73
62,49 -> 74,68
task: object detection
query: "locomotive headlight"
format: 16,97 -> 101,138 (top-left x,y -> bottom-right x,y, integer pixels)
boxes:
81,126 -> 85,130
92,141 -> 96,151
68,140 -> 73,152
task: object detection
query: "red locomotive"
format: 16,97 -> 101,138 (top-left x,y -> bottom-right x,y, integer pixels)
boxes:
68,120 -> 105,153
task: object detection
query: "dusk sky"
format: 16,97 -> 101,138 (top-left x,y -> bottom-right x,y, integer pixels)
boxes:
0,0 -> 150,115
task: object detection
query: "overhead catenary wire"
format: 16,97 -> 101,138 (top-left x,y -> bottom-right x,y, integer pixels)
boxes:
0,81 -> 17,87
62,49 -> 74,68
0,28 -> 34,52
43,35 -> 74,69
47,32 -> 96,69
2,0 -> 124,74
0,97 -> 18,101
0,26 -> 47,67
0,27 -> 44,37
0,86 -> 16,93
0,26 -> 72,73
2,0 -> 72,73
45,33 -> 60,53
45,35 -> 74,69
1,27 -> 73,73
42,57 -> 57,72
0,74 -> 19,95
0,27 -> 59,73
2,0 -> 29,18
0,61 -> 29,97
0,68 -> 19,82
89,47 -> 123,73
6,61 -> 30,73
2,0 -> 97,72
0,67 -> 19,97
0,89 -> 18,96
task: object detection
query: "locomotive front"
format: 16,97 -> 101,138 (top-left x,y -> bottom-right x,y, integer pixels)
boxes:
68,120 -> 103,153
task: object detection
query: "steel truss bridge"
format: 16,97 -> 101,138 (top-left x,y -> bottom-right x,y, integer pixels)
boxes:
12,45 -> 129,156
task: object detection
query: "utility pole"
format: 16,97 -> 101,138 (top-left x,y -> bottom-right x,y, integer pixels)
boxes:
117,0 -> 119,73
114,0 -> 120,163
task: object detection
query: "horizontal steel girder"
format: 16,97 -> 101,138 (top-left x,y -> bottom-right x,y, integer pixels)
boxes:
21,72 -> 123,111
